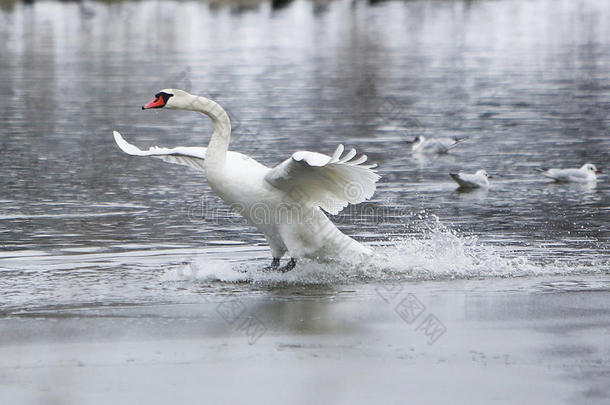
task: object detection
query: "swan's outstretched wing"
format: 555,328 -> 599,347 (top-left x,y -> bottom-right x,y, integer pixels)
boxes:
265,144 -> 380,215
113,131 -> 207,171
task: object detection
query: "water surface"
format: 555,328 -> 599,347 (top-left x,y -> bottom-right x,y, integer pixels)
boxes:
0,0 -> 609,310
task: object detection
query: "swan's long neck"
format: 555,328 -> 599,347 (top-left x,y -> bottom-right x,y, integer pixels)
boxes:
184,95 -> 231,165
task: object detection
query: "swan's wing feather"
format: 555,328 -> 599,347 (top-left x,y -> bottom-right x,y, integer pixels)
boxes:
265,146 -> 381,215
113,131 -> 207,171
340,148 -> 357,163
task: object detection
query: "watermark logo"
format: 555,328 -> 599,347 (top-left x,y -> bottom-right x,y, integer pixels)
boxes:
415,314 -> 447,345
216,296 -> 267,345
375,95 -> 423,141
395,293 -> 426,324
344,181 -> 366,201
376,284 -> 447,345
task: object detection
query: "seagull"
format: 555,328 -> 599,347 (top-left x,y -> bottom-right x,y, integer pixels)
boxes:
535,163 -> 600,183
449,169 -> 490,189
407,135 -> 468,154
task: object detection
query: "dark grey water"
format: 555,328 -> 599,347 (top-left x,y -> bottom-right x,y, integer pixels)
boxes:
1,0 -> 609,310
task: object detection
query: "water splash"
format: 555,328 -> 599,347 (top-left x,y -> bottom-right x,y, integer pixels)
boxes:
161,215 -> 609,286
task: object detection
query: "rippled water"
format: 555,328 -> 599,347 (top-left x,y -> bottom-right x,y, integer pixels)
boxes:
0,0 -> 609,311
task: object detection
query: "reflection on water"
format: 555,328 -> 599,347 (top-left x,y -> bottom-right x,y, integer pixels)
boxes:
0,0 -> 609,308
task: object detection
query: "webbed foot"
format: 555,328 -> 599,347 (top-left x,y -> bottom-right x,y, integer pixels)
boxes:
263,257 -> 280,272
278,258 -> 296,273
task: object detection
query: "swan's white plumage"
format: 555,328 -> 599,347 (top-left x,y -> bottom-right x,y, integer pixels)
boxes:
113,90 -> 380,262
340,148 -> 357,163
113,131 -> 207,171
114,130 -> 380,214
265,145 -> 380,215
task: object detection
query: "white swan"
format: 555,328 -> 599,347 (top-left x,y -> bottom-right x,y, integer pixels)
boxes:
536,163 -> 600,183
407,135 -> 467,154
450,169 -> 490,189
113,89 -> 380,271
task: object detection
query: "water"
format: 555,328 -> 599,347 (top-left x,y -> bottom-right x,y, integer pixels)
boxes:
1,0 -> 609,313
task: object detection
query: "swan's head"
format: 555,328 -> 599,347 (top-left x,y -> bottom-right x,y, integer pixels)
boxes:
476,169 -> 491,178
142,89 -> 192,110
581,163 -> 601,173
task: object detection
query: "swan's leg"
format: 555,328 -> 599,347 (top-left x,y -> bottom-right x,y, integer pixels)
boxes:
279,258 -> 296,273
263,257 -> 281,271
264,233 -> 287,261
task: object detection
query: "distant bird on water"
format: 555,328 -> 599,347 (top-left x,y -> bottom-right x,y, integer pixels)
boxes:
535,163 -> 600,183
407,135 -> 468,154
450,169 -> 491,189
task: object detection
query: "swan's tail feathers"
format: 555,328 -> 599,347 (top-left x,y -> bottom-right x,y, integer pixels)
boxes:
265,145 -> 381,215
535,167 -> 549,173
112,130 -> 207,172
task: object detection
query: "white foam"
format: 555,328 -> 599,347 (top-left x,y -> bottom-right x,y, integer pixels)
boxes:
160,259 -> 245,283
160,215 -> 609,286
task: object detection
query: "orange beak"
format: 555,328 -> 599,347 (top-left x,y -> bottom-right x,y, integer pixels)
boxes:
142,96 -> 166,110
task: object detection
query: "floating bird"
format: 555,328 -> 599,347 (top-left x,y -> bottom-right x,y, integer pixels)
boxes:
535,163 -> 600,183
407,135 -> 468,154
113,89 -> 380,272
450,169 -> 490,189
